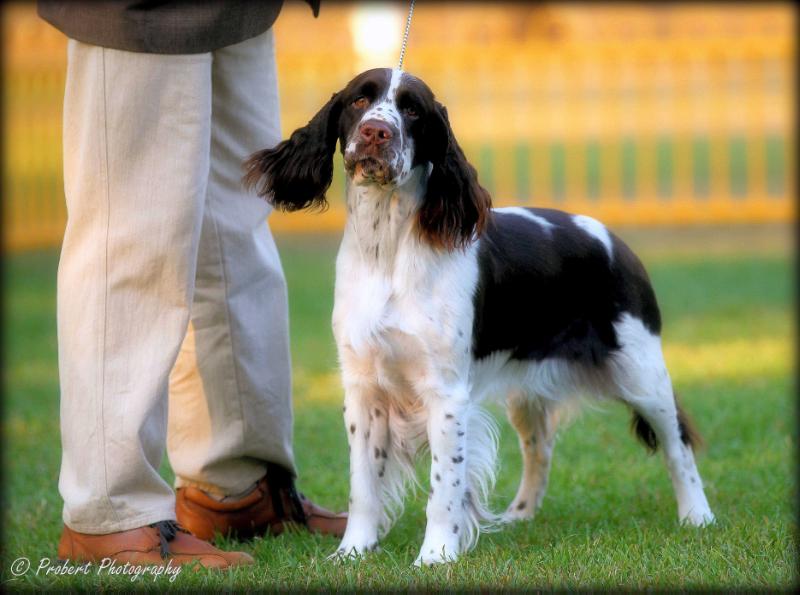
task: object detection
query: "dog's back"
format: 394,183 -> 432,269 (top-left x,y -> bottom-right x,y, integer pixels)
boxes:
473,207 -> 660,365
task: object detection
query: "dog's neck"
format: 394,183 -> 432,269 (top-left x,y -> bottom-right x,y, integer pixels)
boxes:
343,165 -> 428,270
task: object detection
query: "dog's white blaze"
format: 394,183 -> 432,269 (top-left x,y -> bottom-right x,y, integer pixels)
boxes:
388,68 -> 403,100
494,207 -> 555,233
572,214 -> 613,260
362,69 -> 403,128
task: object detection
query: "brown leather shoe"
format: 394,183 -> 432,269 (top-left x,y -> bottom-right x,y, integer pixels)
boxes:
57,521 -> 254,569
176,463 -> 347,541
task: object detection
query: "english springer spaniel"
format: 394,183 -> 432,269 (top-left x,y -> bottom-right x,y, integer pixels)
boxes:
244,68 -> 715,565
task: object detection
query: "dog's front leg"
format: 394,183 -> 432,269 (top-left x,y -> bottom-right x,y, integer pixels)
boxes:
415,394 -> 469,566
333,380 -> 386,558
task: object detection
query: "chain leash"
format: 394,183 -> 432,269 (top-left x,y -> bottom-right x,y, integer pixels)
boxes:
397,0 -> 416,70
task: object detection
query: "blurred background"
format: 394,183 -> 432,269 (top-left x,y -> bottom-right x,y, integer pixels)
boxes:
2,1 -> 795,248
1,4 -> 796,585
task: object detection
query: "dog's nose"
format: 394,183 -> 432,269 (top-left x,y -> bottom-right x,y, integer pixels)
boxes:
359,120 -> 393,145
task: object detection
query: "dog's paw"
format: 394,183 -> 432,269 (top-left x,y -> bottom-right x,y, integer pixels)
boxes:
328,540 -> 380,562
502,499 -> 536,523
413,544 -> 459,566
680,507 -> 716,527
414,533 -> 460,566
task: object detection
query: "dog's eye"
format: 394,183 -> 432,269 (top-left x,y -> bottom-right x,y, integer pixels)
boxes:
352,96 -> 370,109
403,106 -> 418,119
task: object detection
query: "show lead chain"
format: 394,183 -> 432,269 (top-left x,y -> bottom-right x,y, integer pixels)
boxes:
398,0 -> 416,70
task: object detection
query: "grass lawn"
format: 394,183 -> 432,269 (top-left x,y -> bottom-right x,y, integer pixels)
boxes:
1,225 -> 796,590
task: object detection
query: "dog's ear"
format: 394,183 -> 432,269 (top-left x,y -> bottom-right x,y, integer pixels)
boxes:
243,91 -> 342,211
417,102 -> 492,250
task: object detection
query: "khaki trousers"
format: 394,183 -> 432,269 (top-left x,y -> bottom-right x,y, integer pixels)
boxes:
57,29 -> 295,534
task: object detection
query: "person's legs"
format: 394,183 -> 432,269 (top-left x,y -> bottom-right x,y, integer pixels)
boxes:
168,30 -> 347,540
58,39 -> 212,534
167,28 -> 295,497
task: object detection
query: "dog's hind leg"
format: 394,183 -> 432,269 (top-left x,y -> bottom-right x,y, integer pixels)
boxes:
610,314 -> 715,526
504,392 -> 560,522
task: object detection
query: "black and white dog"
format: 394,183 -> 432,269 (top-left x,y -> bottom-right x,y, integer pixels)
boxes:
244,68 -> 714,565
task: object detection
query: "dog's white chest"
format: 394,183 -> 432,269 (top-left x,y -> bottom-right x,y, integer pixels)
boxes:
333,261 -> 428,363
333,230 -> 479,403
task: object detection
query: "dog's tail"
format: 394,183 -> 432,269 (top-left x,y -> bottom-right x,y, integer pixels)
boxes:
630,393 -> 704,453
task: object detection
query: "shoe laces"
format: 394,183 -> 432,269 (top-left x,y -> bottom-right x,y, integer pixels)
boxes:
150,520 -> 186,560
266,463 -> 307,525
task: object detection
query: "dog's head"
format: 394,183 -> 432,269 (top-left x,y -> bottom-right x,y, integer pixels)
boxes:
243,68 -> 491,250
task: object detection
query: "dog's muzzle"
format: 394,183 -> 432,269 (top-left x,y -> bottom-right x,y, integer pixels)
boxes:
344,119 -> 401,185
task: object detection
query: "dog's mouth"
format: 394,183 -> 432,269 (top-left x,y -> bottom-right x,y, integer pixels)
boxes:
346,156 -> 392,185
